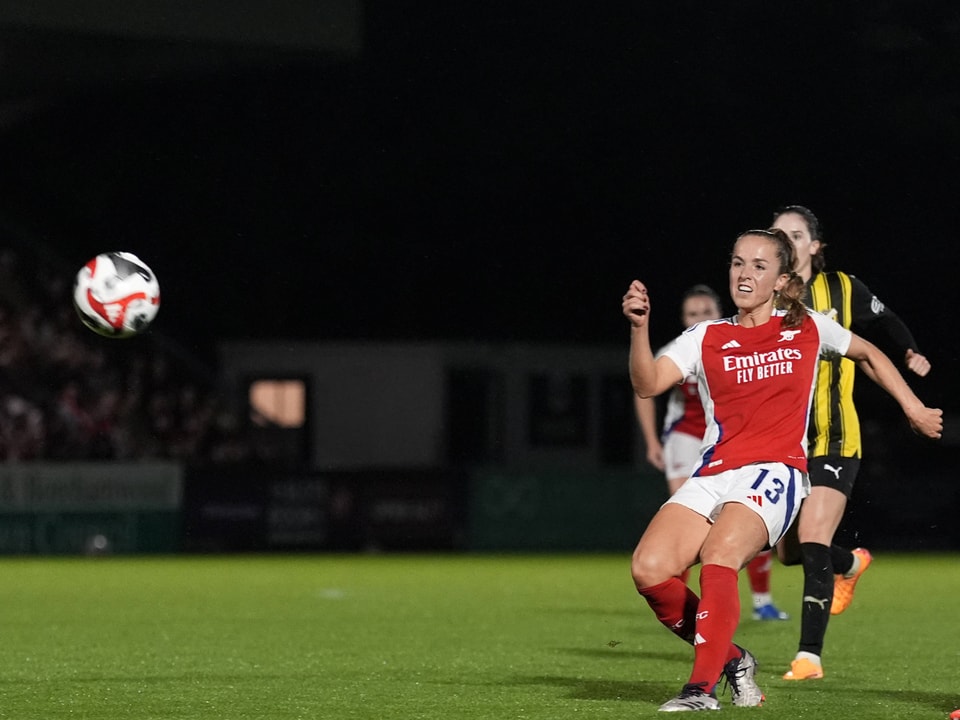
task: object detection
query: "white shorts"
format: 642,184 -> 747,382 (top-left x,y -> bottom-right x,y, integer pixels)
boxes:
664,462 -> 811,547
662,431 -> 702,480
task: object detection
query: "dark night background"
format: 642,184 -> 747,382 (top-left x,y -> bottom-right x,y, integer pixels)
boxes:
0,2 -> 956,408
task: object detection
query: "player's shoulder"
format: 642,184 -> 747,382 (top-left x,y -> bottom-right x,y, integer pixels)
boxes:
683,316 -> 734,338
803,306 -> 851,342
803,305 -> 833,323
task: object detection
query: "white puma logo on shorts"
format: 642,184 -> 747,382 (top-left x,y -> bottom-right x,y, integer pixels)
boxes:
824,464 -> 842,480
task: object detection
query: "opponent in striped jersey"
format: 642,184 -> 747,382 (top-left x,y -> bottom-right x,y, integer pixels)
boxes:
623,228 -> 941,711
772,204 -> 932,681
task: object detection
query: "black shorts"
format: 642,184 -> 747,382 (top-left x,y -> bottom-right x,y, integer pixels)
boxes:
807,455 -> 861,498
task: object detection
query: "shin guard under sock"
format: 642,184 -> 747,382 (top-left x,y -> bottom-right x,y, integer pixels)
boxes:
688,564 -> 742,690
636,576 -> 700,645
798,542 -> 833,656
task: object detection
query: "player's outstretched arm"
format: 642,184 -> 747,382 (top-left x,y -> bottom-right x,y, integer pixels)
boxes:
847,334 -> 943,439
622,281 -> 683,398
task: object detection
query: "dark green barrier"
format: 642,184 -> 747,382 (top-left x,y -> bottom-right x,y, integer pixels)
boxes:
468,468 -> 668,551
0,463 -> 182,554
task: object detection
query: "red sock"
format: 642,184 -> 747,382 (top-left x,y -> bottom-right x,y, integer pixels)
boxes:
636,576 -> 700,645
746,550 -> 772,594
689,564 -> 742,690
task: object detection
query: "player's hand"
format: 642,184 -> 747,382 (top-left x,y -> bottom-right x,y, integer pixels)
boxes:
622,281 -> 651,328
906,404 -> 943,439
904,349 -> 931,377
646,442 -> 665,472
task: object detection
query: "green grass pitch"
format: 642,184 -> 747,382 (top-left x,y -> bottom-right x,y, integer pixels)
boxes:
0,552 -> 956,718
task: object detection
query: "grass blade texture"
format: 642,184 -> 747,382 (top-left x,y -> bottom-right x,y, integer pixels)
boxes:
0,553 -> 955,719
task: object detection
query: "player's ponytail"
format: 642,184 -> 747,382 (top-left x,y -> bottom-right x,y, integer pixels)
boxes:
766,228 -> 807,328
776,270 -> 807,328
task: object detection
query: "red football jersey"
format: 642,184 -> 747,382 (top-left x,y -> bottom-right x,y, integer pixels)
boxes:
662,310 -> 851,476
661,377 -> 707,441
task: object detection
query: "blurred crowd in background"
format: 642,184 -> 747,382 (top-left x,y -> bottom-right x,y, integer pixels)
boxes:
0,246 -> 251,463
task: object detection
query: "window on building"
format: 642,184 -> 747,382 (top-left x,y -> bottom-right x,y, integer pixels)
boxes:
249,379 -> 306,428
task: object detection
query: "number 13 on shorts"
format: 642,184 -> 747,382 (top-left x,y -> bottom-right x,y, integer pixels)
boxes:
742,462 -> 808,545
751,467 -> 787,504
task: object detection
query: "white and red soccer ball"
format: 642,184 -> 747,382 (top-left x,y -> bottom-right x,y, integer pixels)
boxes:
72,252 -> 160,338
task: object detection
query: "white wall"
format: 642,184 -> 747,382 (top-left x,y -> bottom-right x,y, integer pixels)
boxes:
218,340 -> 631,471
219,342 -> 445,469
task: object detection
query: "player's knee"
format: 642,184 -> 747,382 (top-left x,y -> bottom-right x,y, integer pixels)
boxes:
631,550 -> 677,589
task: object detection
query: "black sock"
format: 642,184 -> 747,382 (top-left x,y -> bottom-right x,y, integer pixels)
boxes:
798,542 -> 833,657
830,544 -> 854,576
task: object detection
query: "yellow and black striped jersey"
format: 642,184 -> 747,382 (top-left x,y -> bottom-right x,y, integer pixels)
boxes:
806,271 -> 920,458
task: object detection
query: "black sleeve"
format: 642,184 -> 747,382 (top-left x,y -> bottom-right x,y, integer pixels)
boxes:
848,275 -> 920,358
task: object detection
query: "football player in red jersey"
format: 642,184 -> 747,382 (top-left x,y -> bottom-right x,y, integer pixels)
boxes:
635,285 -> 790,621
622,228 -> 942,712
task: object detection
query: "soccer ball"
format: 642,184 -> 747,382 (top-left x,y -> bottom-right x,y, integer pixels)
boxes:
73,251 -> 161,338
